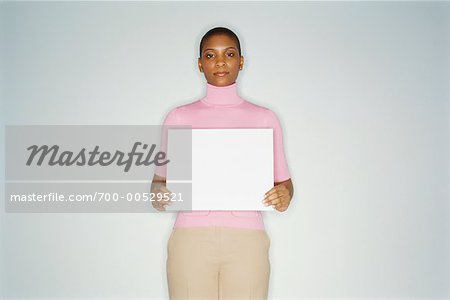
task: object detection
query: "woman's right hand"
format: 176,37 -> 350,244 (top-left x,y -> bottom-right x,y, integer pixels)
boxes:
151,174 -> 172,212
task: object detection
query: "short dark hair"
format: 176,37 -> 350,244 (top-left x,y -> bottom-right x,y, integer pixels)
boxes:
199,27 -> 241,57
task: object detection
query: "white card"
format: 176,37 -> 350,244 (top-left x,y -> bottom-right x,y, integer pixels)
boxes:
166,128 -> 274,211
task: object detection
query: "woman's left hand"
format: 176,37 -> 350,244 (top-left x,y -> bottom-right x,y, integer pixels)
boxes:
263,179 -> 293,212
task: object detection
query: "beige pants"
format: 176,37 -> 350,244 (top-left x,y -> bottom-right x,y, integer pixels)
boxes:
166,227 -> 271,300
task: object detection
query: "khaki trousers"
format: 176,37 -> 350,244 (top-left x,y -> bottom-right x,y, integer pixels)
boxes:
166,227 -> 271,300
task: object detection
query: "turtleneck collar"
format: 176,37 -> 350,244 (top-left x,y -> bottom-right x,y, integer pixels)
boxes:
201,82 -> 244,107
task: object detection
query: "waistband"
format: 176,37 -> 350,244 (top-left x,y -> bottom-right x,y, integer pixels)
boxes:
173,210 -> 265,230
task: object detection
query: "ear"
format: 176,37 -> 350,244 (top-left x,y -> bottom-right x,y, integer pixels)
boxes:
239,56 -> 244,70
198,57 -> 203,73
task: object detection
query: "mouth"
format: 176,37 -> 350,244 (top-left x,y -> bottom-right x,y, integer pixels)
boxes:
213,71 -> 229,77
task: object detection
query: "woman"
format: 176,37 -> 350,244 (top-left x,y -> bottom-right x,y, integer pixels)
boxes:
152,27 -> 293,300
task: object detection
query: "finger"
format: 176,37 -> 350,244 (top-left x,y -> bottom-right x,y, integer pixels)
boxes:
162,199 -> 172,206
151,183 -> 172,193
154,192 -> 172,204
277,198 -> 291,211
160,186 -> 172,194
278,205 -> 289,212
269,198 -> 282,206
274,205 -> 287,212
154,205 -> 165,212
155,195 -> 172,203
264,187 -> 277,198
267,195 -> 290,209
264,184 -> 287,199
272,199 -> 288,210
159,202 -> 170,210
152,201 -> 167,211
152,187 -> 171,195
263,191 -> 288,205
265,192 -> 283,202
270,197 -> 287,209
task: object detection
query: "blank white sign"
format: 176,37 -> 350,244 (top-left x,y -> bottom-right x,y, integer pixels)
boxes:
167,128 -> 274,211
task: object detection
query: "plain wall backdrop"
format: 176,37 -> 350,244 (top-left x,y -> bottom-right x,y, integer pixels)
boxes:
1,1 -> 449,299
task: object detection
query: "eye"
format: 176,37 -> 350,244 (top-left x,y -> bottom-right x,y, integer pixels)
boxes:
227,52 -> 235,57
205,53 -> 214,59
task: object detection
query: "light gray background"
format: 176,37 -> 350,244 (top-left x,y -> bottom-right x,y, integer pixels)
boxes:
1,1 -> 449,299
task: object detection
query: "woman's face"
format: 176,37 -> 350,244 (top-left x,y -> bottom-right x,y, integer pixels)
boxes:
198,34 -> 244,87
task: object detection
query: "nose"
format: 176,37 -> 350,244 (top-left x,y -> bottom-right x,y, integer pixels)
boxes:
215,55 -> 226,67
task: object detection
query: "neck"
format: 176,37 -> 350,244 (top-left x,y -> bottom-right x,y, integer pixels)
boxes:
202,82 -> 243,106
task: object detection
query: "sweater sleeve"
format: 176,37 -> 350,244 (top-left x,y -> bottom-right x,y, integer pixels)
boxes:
154,108 -> 179,177
266,109 -> 291,182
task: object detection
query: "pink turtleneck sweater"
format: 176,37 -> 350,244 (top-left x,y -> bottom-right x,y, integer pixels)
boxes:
156,82 -> 290,230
